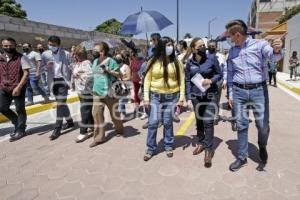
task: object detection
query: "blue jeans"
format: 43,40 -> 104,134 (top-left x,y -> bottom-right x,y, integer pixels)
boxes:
26,74 -> 48,103
41,71 -> 50,95
146,92 -> 179,155
233,84 -> 270,160
118,97 -> 128,114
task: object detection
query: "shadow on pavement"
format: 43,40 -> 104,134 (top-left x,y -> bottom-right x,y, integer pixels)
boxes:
226,139 -> 261,164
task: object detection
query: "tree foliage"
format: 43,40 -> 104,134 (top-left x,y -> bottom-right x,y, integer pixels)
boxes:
278,4 -> 300,24
0,0 -> 27,19
95,18 -> 122,35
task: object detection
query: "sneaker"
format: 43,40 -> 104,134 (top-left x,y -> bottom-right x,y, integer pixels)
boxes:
259,146 -> 268,164
143,153 -> 153,161
62,121 -> 74,130
75,133 -> 92,143
229,158 -> 248,172
26,102 -> 34,106
43,97 -> 50,104
166,150 -> 173,158
173,115 -> 180,123
142,122 -> 149,129
140,113 -> 148,120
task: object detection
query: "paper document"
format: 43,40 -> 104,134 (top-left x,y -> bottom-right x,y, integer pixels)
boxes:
191,73 -> 210,92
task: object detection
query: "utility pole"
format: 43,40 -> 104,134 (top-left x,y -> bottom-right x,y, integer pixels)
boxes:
208,17 -> 217,39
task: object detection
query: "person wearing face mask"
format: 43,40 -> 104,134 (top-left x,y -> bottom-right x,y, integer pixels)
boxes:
148,33 -> 161,58
129,48 -> 144,113
41,35 -> 74,140
22,43 -> 49,106
207,40 -> 227,126
143,36 -> 185,161
185,37 -> 222,168
226,20 -> 283,171
36,44 -> 49,96
0,37 -> 31,142
72,46 -> 94,143
89,42 -> 124,148
115,53 -> 131,120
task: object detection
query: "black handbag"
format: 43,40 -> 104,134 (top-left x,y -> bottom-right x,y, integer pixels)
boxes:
111,78 -> 130,98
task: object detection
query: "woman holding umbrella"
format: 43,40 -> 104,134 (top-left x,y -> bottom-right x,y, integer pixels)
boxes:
143,36 -> 185,161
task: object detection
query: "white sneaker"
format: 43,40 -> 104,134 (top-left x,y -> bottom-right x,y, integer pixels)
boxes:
140,113 -> 148,120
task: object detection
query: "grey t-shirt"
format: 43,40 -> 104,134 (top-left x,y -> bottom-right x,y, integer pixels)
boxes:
23,51 -> 41,74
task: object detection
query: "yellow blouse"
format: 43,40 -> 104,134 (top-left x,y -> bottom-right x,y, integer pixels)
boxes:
144,60 -> 185,102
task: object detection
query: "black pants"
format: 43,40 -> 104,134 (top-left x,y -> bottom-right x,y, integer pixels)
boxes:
78,93 -> 94,134
0,89 -> 27,132
290,67 -> 296,79
268,72 -> 277,85
192,94 -> 217,150
52,78 -> 72,129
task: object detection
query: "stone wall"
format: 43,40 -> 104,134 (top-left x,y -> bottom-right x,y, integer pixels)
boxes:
0,15 -> 145,49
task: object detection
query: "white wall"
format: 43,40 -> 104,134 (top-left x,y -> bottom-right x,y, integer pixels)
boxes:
258,0 -> 300,12
283,13 -> 300,73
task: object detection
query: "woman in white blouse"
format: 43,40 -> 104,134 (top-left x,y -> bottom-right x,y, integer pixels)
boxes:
72,46 -> 94,143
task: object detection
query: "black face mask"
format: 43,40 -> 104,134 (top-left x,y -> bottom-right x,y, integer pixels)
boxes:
208,48 -> 216,54
196,47 -> 207,57
23,48 -> 30,53
3,48 -> 16,54
92,51 -> 100,59
38,49 -> 44,54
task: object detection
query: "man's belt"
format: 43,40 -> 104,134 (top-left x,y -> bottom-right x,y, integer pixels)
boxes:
233,81 -> 266,89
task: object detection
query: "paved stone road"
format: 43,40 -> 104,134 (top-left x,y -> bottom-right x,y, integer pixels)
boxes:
0,86 -> 300,200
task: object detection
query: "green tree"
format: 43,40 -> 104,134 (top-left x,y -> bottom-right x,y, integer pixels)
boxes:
0,0 -> 27,19
278,4 -> 300,24
95,18 -> 122,35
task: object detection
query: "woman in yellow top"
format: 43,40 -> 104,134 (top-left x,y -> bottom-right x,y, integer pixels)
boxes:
143,36 -> 185,161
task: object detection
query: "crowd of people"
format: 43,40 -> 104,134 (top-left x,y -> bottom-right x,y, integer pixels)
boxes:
0,19 -> 285,171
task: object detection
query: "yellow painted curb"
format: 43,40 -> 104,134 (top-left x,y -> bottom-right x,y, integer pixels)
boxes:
277,80 -> 300,95
0,95 -> 79,123
176,112 -> 195,136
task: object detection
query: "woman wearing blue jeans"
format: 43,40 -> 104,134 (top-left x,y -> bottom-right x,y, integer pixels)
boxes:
143,37 -> 185,161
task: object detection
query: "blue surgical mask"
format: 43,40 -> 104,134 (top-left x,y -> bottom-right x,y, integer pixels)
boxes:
48,45 -> 58,52
226,37 -> 235,47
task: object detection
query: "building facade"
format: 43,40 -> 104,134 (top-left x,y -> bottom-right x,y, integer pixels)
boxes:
248,0 -> 300,32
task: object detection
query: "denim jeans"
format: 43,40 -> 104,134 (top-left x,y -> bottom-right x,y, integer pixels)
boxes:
192,93 -> 218,150
26,74 -> 48,103
41,71 -> 50,95
146,92 -> 179,155
118,97 -> 128,114
233,84 -> 270,160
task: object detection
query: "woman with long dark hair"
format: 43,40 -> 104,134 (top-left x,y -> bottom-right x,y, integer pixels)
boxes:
185,37 -> 222,168
143,36 -> 185,161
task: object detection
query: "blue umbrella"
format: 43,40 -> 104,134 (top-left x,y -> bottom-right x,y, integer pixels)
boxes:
119,10 -> 173,35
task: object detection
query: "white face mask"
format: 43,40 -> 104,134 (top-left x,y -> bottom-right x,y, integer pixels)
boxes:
149,41 -> 154,48
48,45 -> 58,52
165,46 -> 174,56
226,37 -> 235,47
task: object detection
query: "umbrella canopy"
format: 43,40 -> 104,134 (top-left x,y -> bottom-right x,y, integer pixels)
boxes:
119,10 -> 173,35
215,27 -> 262,42
80,38 -> 121,50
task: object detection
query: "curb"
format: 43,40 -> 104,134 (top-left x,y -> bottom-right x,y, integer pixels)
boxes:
277,79 -> 300,95
0,95 -> 79,123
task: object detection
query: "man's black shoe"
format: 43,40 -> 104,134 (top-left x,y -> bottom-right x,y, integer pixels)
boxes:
9,131 -> 26,142
62,122 -> 74,130
259,147 -> 268,164
229,158 -> 247,172
50,129 -> 61,140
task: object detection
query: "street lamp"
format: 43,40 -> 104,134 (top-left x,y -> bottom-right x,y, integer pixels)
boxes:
208,17 -> 217,39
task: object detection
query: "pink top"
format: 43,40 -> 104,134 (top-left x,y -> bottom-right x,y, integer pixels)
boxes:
130,57 -> 144,82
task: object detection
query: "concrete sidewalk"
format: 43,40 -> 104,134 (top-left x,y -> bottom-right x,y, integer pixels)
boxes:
277,72 -> 300,95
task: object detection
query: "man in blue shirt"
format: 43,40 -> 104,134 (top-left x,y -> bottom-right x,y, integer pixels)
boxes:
226,20 -> 283,171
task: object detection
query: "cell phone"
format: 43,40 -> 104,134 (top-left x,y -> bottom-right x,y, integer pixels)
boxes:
100,64 -> 106,69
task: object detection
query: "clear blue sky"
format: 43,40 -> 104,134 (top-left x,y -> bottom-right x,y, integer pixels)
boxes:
18,0 -> 253,40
